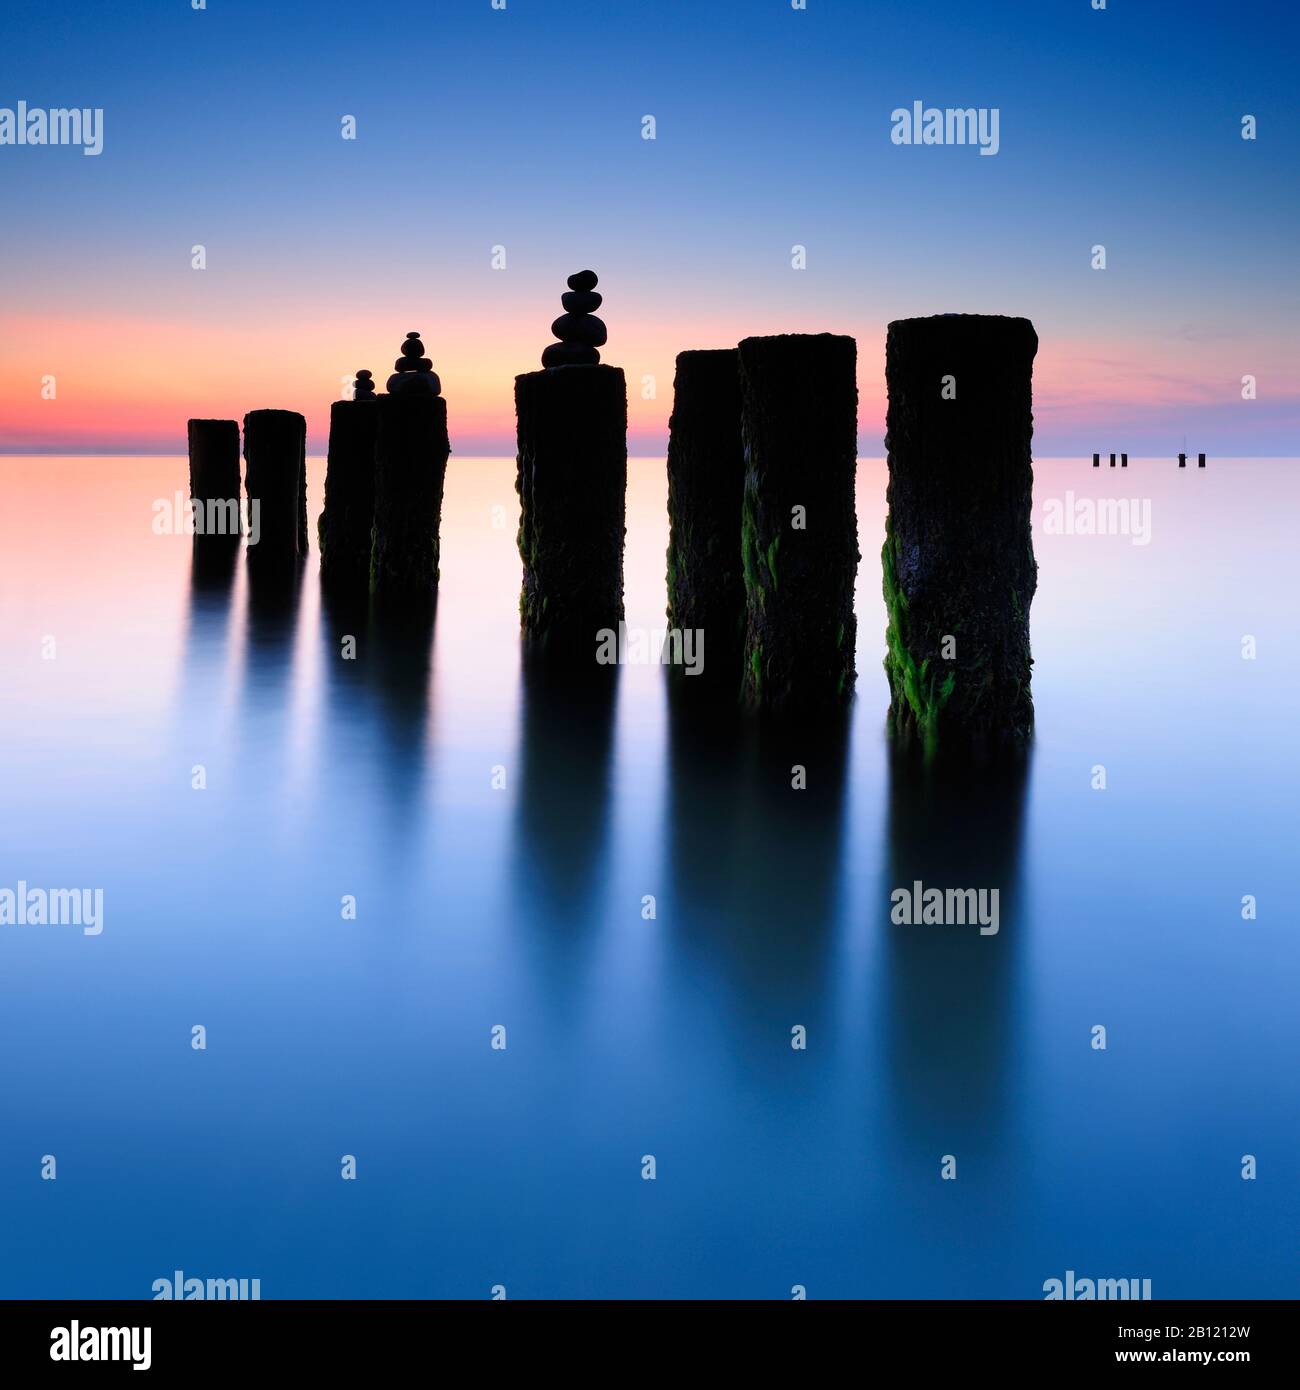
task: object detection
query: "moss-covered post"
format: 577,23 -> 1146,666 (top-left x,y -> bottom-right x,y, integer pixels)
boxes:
243,408 -> 306,561
187,419 -> 240,530
882,313 -> 1038,758
665,349 -> 745,680
318,371 -> 379,590
737,332 -> 859,711
515,270 -> 627,655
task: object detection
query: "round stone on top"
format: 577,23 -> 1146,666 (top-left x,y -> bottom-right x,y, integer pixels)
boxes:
566,270 -> 598,293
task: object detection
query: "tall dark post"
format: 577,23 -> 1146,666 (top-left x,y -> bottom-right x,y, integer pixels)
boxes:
883,313 -> 1038,758
187,419 -> 240,518
318,371 -> 379,590
665,349 -> 745,681
736,332 -> 859,711
515,271 -> 627,655
371,333 -> 450,603
243,409 -> 306,561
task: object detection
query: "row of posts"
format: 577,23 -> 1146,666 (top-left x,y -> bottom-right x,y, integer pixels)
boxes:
188,312 -> 1039,758
188,393 -> 450,601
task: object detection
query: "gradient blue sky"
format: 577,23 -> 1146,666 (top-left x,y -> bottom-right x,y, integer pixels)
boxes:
1,0 -> 1296,453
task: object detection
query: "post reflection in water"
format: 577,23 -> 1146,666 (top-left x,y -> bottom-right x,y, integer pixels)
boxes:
183,534 -> 240,681
509,652 -> 619,995
663,678 -> 851,1041
878,747 -> 1031,1163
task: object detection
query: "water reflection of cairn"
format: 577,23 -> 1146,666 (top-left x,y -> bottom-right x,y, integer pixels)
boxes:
541,269 -> 606,368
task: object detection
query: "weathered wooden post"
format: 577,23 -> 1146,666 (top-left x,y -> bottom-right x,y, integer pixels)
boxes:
187,419 -> 241,535
371,333 -> 450,603
515,271 -> 627,655
243,408 -> 306,561
882,313 -> 1038,758
737,332 -> 859,711
665,348 -> 746,681
318,371 -> 379,590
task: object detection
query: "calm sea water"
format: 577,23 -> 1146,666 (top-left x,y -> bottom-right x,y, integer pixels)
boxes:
1,455 -> 1296,1299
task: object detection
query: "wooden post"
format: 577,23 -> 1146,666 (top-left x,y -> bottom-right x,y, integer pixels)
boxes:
371,394 -> 450,603
883,313 -> 1038,757
243,409 -> 306,561
187,419 -> 240,531
665,348 -> 745,681
318,386 -> 379,590
737,332 -> 859,711
515,364 -> 627,653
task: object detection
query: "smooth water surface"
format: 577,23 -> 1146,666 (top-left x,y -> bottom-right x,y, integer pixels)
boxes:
0,455 -> 1296,1298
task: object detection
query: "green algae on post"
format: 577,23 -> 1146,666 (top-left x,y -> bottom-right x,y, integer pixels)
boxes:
665,348 -> 746,682
883,313 -> 1038,758
737,332 -> 859,711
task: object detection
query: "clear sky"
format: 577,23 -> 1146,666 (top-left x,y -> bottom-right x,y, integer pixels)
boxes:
1,0 -> 1296,455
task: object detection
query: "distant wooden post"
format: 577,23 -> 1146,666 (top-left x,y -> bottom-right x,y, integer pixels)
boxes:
665,348 -> 745,680
318,373 -> 379,590
187,420 -> 240,505
243,409 -> 306,561
883,313 -> 1038,757
736,332 -> 859,711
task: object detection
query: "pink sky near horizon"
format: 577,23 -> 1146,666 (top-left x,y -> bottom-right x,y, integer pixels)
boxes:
1,306 -> 1294,456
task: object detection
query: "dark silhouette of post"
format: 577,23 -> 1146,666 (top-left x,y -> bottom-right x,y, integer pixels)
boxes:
187,419 -> 240,520
665,348 -> 745,680
515,271 -> 627,654
1179,452 -> 1187,467
1198,453 -> 1206,468
883,313 -> 1038,758
736,332 -> 859,711
243,409 -> 306,561
1092,453 -> 1100,467
1121,452 -> 1128,467
1109,452 -> 1116,468
318,371 -> 379,590
371,333 -> 451,603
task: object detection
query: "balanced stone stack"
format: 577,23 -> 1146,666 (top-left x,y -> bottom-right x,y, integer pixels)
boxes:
387,333 -> 443,397
372,333 -> 450,603
516,271 -> 627,653
540,269 -> 606,367
318,370 -> 380,590
883,313 -> 1038,758
737,333 -> 859,712
665,349 -> 746,681
243,408 -> 307,563
186,418 -> 241,536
